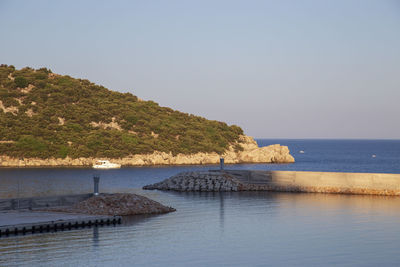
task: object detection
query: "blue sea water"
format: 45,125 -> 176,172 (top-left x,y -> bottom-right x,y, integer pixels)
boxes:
256,139 -> 400,174
0,139 -> 400,266
1,139 -> 399,199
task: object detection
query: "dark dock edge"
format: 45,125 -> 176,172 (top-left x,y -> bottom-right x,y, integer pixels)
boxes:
0,215 -> 122,237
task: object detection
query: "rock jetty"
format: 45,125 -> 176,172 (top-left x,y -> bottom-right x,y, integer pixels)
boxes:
46,193 -> 176,216
144,170 -> 400,196
0,135 -> 295,167
143,171 -> 241,191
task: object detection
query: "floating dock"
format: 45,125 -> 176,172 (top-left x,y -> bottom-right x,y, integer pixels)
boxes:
0,210 -> 121,237
0,194 -> 122,237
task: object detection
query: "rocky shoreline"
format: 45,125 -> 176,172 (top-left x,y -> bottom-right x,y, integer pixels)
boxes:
0,135 -> 295,167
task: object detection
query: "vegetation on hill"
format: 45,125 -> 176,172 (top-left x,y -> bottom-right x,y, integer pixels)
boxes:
0,65 -> 244,159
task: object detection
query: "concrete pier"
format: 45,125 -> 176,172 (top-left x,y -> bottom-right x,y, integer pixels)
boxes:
0,194 -> 122,237
0,194 -> 93,211
0,210 -> 121,237
227,170 -> 400,195
144,170 -> 400,196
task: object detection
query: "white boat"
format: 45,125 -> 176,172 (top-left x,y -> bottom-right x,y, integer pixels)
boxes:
93,160 -> 121,169
299,150 -> 305,154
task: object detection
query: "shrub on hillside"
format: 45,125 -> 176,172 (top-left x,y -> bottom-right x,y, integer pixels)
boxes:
14,76 -> 28,88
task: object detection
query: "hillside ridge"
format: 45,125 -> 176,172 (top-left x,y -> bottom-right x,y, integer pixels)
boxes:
0,64 -> 294,166
0,65 -> 245,159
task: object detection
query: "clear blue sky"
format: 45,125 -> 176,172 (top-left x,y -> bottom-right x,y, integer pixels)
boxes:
1,0 -> 399,139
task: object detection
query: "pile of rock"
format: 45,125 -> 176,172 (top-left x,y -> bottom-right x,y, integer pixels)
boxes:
143,171 -> 240,192
48,193 -> 176,216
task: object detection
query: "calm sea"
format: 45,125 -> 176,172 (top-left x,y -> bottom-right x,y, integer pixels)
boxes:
1,139 -> 400,266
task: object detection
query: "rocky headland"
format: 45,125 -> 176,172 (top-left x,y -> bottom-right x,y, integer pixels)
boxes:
0,66 -> 296,168
0,135 -> 295,167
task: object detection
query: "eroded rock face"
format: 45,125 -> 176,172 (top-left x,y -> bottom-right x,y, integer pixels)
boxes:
223,135 -> 295,164
0,135 -> 295,167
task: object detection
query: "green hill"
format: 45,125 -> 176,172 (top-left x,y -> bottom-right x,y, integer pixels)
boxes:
0,65 -> 244,159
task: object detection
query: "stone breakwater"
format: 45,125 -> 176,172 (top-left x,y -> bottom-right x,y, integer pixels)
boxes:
144,170 -> 400,196
143,171 -> 240,191
0,135 -> 295,167
46,193 -> 176,216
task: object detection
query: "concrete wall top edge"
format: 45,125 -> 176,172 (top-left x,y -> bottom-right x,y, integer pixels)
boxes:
225,170 -> 400,177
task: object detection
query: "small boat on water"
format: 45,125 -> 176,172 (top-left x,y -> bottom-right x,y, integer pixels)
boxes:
93,160 -> 121,169
299,150 -> 305,154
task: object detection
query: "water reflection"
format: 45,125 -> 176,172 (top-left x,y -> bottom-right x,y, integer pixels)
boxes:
92,226 -> 99,248
276,192 -> 400,215
219,193 -> 224,231
1,191 -> 400,266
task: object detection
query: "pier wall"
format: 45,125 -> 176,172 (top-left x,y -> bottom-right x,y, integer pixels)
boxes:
226,170 -> 400,195
144,170 -> 400,196
0,194 -> 92,211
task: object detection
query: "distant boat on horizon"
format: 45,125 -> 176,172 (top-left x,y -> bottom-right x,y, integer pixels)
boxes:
93,160 -> 121,169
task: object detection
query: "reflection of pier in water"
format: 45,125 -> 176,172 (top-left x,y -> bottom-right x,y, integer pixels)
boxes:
213,190 -> 400,234
92,226 -> 99,248
219,193 -> 224,230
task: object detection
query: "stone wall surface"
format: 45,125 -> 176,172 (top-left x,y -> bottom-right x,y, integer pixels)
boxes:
143,170 -> 400,196
143,171 -> 240,192
0,194 -> 93,211
0,135 -> 295,167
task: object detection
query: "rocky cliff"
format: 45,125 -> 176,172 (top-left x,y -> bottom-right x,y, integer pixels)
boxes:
0,135 -> 294,167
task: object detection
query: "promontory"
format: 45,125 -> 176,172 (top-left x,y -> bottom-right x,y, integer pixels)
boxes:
0,65 -> 294,167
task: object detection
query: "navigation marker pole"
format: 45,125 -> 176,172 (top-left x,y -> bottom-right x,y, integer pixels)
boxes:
93,175 -> 100,196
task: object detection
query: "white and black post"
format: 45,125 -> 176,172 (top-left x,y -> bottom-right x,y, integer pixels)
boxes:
93,175 -> 100,196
